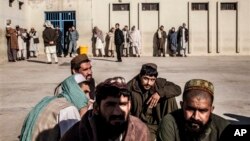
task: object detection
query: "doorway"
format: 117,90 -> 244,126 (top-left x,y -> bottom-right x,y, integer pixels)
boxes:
45,11 -> 76,48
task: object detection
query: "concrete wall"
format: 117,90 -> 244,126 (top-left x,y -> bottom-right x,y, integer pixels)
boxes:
1,0 -> 250,63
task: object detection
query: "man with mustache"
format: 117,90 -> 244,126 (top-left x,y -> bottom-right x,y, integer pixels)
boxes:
127,63 -> 181,141
61,77 -> 150,141
157,79 -> 230,141
70,54 -> 95,100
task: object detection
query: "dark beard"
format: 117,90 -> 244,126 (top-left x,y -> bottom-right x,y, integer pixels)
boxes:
96,115 -> 128,141
185,118 -> 211,137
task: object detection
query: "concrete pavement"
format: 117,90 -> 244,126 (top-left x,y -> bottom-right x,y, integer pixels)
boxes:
1,55 -> 250,141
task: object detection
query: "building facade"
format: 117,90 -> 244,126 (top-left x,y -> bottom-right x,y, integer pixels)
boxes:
1,0 -> 250,63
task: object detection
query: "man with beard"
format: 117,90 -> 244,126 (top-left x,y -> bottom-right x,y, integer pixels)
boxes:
157,79 -> 230,141
61,77 -> 150,141
70,54 -> 95,100
127,63 -> 181,141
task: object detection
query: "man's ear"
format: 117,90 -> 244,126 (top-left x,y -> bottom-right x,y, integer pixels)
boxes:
211,105 -> 214,112
128,101 -> 131,111
180,101 -> 183,109
93,102 -> 99,115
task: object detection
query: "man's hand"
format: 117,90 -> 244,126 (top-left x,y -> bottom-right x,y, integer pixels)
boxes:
147,92 -> 160,108
49,41 -> 54,44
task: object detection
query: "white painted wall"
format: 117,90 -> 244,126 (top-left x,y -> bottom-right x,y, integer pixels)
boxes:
1,0 -> 250,63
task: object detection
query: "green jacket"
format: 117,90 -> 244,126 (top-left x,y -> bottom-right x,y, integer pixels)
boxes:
157,109 -> 230,141
127,75 -> 181,140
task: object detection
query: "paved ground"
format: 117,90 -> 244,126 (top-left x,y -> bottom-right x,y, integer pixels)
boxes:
0,55 -> 250,141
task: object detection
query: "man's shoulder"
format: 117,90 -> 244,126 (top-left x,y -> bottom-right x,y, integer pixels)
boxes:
129,115 -> 149,130
211,114 -> 230,128
127,75 -> 138,85
164,109 -> 183,121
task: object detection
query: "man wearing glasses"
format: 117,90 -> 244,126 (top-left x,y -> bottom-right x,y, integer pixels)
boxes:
127,63 -> 181,141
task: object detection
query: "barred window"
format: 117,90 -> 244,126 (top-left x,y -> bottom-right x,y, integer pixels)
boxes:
192,3 -> 208,11
142,3 -> 159,11
221,3 -> 237,10
113,4 -> 130,11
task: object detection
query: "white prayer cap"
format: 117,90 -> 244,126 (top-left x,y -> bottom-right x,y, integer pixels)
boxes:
74,73 -> 86,83
44,20 -> 52,28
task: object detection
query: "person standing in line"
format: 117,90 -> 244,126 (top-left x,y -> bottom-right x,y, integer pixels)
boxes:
21,28 -> 29,60
16,25 -> 24,61
177,23 -> 189,57
157,79 -> 230,141
105,27 -> 115,57
6,22 -> 18,62
157,25 -> 167,57
129,25 -> 142,57
168,27 -> 178,57
92,26 -> 105,57
29,28 -> 39,58
55,26 -> 63,57
153,30 -> 159,57
122,25 -> 130,57
68,26 -> 79,57
114,23 -> 124,62
42,21 -> 58,64
127,63 -> 181,141
64,27 -> 72,57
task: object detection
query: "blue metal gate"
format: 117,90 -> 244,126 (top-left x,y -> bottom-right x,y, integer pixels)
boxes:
45,11 -> 76,47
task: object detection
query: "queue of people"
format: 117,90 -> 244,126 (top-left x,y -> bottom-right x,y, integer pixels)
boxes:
5,23 -> 39,62
154,23 -> 189,57
91,23 -> 188,61
5,20 -> 81,64
91,23 -> 142,62
5,21 -> 189,64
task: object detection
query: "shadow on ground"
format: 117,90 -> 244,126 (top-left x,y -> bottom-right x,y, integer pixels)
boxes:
27,59 -> 48,64
91,58 -> 117,62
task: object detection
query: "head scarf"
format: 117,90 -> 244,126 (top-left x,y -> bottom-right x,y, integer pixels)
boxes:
20,74 -> 88,141
58,74 -> 88,110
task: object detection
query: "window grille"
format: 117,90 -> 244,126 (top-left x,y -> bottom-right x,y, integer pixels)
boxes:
113,4 -> 130,11
221,3 -> 237,10
142,3 -> 159,11
192,3 -> 208,11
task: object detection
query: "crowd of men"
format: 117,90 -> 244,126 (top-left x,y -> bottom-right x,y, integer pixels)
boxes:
5,22 -> 40,62
154,23 -> 189,57
5,20 -> 79,64
91,23 -> 189,62
19,53 -> 231,141
91,23 -> 142,62
5,20 -> 188,64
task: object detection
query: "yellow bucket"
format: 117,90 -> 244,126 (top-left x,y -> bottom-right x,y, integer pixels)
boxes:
79,45 -> 88,55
